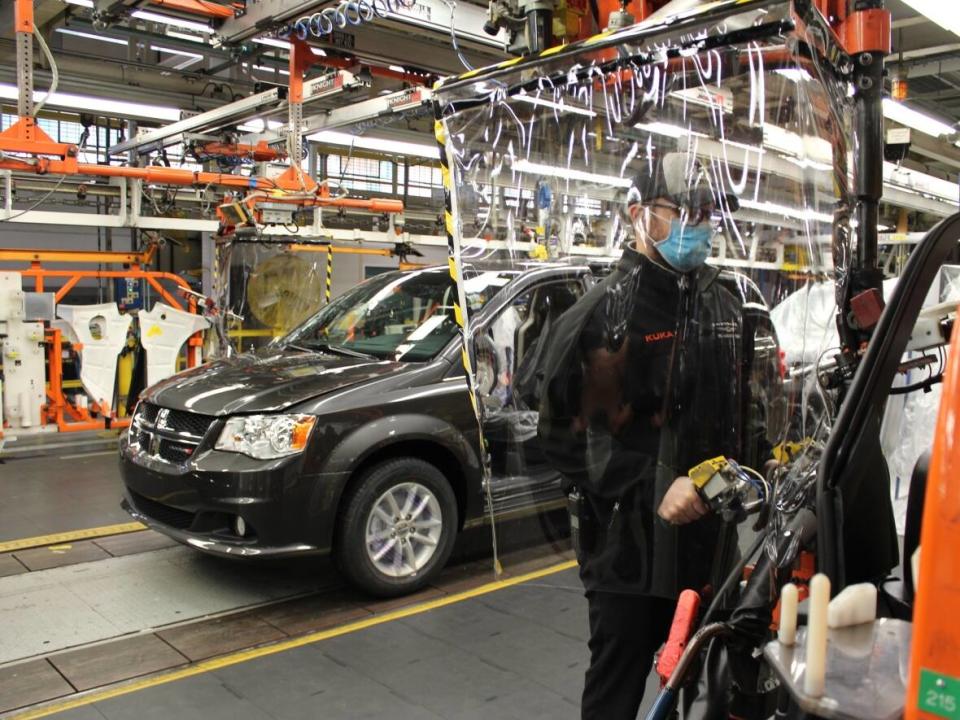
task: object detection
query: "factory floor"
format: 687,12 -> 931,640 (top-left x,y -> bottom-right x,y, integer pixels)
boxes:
0,441 -> 645,720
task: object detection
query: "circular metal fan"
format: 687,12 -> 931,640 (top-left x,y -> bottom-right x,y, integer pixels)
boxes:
246,254 -> 324,331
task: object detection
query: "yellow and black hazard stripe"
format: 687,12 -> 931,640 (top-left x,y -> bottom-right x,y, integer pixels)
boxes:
325,244 -> 333,303
434,117 -> 479,418
434,113 -> 502,574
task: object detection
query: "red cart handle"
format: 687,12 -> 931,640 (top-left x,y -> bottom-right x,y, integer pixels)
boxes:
655,589 -> 701,687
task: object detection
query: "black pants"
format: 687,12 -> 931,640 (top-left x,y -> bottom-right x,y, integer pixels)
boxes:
581,591 -> 677,720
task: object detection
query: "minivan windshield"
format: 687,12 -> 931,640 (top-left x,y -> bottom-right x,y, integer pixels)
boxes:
279,267 -> 518,361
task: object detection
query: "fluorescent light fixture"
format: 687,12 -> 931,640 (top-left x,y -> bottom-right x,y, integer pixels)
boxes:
738,199 -> 833,224
721,138 -> 765,153
634,121 -> 708,139
512,159 -> 631,188
237,119 -> 284,133
0,84 -> 180,121
131,10 -> 213,34
311,47 -> 327,57
306,130 -> 439,159
762,124 -> 833,161
151,44 -> 202,59
56,28 -> 128,46
253,37 -> 291,50
899,0 -> 960,36
774,68 -> 813,82
388,65 -> 407,73
515,94 -> 597,118
64,0 -> 94,6
882,98 -> 955,138
165,29 -> 206,43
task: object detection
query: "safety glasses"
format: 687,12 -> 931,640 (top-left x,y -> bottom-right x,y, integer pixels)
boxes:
648,202 -> 717,227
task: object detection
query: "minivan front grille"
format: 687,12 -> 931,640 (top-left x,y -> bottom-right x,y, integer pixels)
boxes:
132,403 -> 215,465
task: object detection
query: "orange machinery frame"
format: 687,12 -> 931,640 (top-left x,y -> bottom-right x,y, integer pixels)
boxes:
0,245 -> 200,432
586,0 -> 890,58
0,1 -> 404,216
905,313 -> 960,719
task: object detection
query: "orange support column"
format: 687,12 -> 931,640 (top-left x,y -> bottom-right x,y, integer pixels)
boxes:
905,318 -> 960,719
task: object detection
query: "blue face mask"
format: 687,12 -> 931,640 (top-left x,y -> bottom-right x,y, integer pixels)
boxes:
653,219 -> 713,273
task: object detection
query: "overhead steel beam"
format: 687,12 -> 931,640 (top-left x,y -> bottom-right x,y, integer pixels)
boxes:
903,131 -> 960,172
886,43 -> 960,64
107,86 -> 286,156
242,85 -> 433,144
891,15 -> 928,30
897,55 -> 960,79
215,0 -> 507,57
106,70 -> 365,156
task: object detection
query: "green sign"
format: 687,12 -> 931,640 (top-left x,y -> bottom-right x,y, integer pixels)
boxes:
920,669 -> 960,720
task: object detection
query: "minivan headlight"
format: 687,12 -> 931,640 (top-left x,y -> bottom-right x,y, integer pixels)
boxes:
215,414 -> 317,459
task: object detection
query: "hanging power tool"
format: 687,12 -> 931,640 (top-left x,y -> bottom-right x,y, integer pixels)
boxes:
688,456 -> 770,524
483,0 -> 559,54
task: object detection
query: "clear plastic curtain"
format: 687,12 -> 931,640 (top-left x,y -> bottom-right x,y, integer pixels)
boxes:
434,0 -> 853,586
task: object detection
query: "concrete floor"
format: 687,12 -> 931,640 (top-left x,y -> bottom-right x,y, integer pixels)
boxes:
0,450 -> 129,542
1,449 -> 627,720
28,568 -> 593,720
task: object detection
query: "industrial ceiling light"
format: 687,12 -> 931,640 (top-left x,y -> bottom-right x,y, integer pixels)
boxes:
307,130 -> 439,159
898,0 -> 960,36
237,119 -> 284,133
56,28 -> 128,45
738,199 -> 834,224
882,98 -> 955,138
150,45 -> 203,60
253,37 -> 291,49
131,10 -> 213,34
511,159 -> 632,188
515,94 -> 597,118
165,30 -> 206,43
0,84 -> 180,121
634,121 -> 707,139
64,0 -> 94,6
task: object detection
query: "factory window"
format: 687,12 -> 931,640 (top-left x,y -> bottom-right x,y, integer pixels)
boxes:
58,121 -> 83,144
327,155 -> 393,193
401,163 -> 441,198
38,118 -> 58,137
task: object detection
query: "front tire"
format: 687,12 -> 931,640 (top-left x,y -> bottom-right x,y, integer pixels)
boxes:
336,458 -> 458,597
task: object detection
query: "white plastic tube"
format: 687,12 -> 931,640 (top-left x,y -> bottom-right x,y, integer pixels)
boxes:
778,583 -> 799,645
804,573 -> 831,697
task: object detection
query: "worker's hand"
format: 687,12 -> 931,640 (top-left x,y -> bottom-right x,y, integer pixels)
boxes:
657,476 -> 709,525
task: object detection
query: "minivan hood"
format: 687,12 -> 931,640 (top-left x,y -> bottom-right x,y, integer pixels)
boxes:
143,349 -> 405,415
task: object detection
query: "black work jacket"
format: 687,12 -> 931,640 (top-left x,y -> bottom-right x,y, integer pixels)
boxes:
537,246 -> 758,597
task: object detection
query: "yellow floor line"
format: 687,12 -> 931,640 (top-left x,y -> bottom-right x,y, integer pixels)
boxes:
10,559 -> 578,720
0,523 -> 146,554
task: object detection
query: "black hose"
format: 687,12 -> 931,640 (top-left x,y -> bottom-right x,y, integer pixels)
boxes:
700,527 -> 769,628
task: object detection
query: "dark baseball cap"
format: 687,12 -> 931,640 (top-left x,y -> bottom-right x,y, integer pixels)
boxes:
626,152 -> 740,213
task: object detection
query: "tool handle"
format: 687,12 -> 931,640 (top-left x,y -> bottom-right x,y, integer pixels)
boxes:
655,589 -> 701,686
